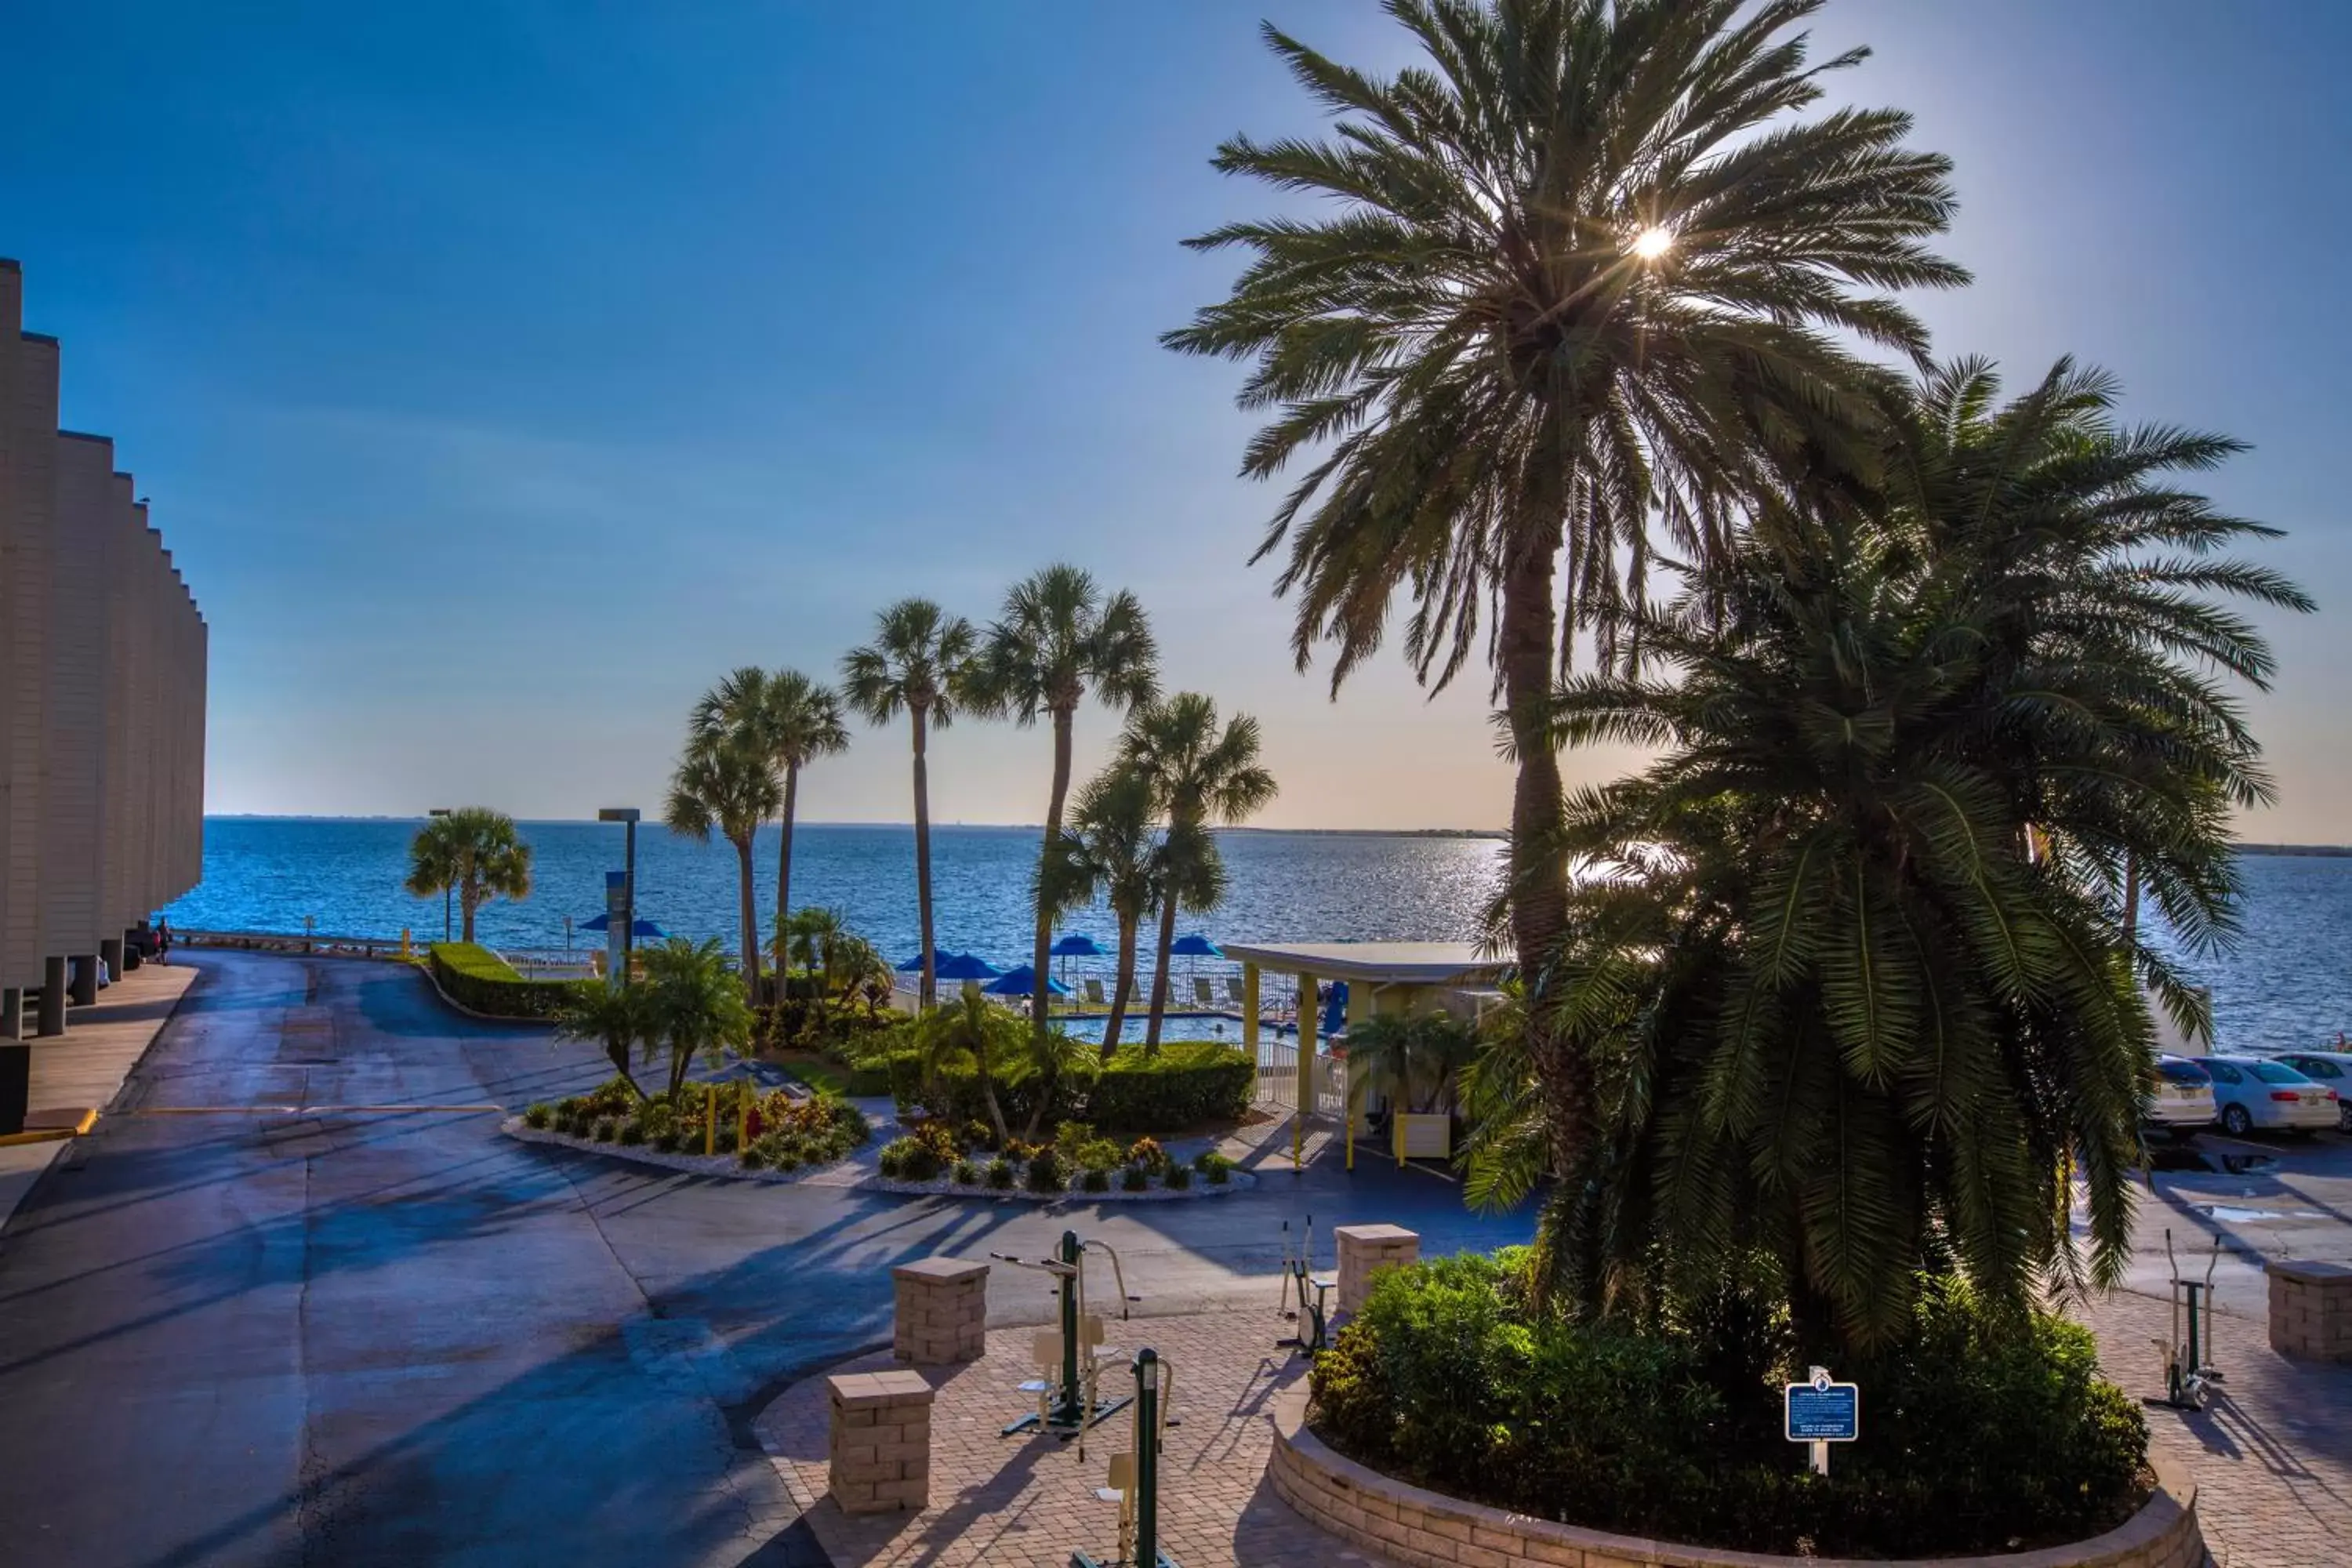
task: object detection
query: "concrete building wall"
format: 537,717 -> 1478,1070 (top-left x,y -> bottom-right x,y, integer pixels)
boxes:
0,259 -> 206,1018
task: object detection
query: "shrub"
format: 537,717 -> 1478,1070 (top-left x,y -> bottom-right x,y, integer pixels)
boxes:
1309,1256 -> 2150,1559
1194,1150 -> 1235,1184
1081,1167 -> 1112,1193
523,1104 -> 553,1129
952,1159 -> 981,1185
986,1157 -> 1017,1189
428,943 -> 583,1019
961,1120 -> 997,1153
1120,1165 -> 1149,1192
878,1135 -> 942,1181
617,1120 -> 646,1146
1025,1147 -> 1069,1193
739,1145 -> 767,1170
1162,1163 -> 1192,1190
1074,1137 -> 1123,1173
590,1117 -> 618,1143
651,1131 -> 681,1153
1125,1136 -> 1168,1174
1086,1042 -> 1254,1130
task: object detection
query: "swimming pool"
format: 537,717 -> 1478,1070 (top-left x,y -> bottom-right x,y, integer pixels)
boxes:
1060,1011 -> 1280,1046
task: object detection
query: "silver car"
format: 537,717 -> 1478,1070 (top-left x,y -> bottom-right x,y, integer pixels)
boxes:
2273,1051 -> 2352,1134
2193,1054 -> 2339,1137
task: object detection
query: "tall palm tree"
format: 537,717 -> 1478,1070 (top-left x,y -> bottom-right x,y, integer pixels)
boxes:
841,598 -> 978,1007
1041,764 -> 1167,1057
1117,694 -> 1276,1050
971,564 -> 1160,1036
1166,0 -> 1965,1207
1518,361 -> 2306,1343
694,667 -> 852,959
638,936 -> 754,1099
404,807 -> 533,943
664,736 -> 781,1000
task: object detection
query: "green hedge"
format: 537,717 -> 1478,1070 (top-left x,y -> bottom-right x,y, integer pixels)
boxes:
427,943 -> 583,1019
855,1034 -> 1253,1132
1311,1254 -> 2148,1559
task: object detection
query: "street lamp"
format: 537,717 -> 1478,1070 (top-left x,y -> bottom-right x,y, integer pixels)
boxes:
597,808 -> 641,982
428,808 -> 453,942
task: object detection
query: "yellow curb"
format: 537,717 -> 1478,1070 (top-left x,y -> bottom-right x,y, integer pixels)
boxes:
0,1127 -> 75,1147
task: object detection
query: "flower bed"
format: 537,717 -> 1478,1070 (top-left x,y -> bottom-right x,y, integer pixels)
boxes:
518,1077 -> 870,1173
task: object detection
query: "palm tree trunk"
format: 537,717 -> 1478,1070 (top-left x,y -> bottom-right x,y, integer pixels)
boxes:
1102,909 -> 1139,1059
735,836 -> 763,1000
1499,506 -> 1584,1299
461,873 -> 479,943
1144,886 -> 1179,1054
775,762 -> 799,987
912,706 -> 936,1008
1032,706 -> 1076,1036
607,1040 -> 647,1101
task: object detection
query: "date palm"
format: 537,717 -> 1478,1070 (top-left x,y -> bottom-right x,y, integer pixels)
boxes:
1523,361 -> 2305,1345
404,807 -> 533,944
971,564 -> 1160,1036
1041,764 -> 1167,1057
693,667 -> 851,958
664,735 -> 781,1000
842,599 -> 978,1007
1117,694 -> 1276,1051
552,981 -> 652,1101
638,936 -> 753,1100
1166,0 -> 1964,1214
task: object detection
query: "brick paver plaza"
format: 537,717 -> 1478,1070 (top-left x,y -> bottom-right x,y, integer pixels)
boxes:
757,1283 -> 2350,1568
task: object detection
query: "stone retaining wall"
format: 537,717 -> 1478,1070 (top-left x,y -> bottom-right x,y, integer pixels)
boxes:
1268,1388 -> 2205,1568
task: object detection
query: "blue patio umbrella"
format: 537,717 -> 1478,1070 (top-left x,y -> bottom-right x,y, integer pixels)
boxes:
579,913 -> 667,940
895,953 -> 927,973
982,964 -> 1069,998
933,952 -> 1004,983
1049,932 -> 1105,985
1169,933 -> 1223,959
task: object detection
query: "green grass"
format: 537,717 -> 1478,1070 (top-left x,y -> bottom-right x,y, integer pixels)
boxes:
775,1053 -> 854,1098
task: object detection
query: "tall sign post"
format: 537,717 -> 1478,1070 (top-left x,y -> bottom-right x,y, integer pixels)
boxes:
604,872 -> 628,990
597,808 -> 641,984
1784,1365 -> 1859,1476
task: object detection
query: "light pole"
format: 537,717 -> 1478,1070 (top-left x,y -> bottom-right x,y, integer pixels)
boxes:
428,808 -> 453,942
597,808 -> 641,982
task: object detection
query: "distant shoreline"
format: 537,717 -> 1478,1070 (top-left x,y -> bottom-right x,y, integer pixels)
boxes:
2237,843 -> 2352,858
199,815 -> 1508,839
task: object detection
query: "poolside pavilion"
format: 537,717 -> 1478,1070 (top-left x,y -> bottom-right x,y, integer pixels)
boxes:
1218,940 -> 1505,1165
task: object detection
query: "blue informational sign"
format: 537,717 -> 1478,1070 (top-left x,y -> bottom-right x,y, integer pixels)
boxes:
1784,1375 -> 1860,1443
605,871 -> 628,916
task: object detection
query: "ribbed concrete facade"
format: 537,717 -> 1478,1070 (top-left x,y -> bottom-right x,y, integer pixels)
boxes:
0,259 -> 206,1037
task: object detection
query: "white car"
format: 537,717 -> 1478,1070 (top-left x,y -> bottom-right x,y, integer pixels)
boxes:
2272,1051 -> 2352,1134
2193,1054 -> 2340,1137
2141,1056 -> 2214,1140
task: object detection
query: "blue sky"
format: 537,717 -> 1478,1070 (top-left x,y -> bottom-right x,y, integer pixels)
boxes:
4,1 -> 2347,834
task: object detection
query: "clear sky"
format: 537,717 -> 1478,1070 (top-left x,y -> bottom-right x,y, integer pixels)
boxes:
4,1 -> 2347,835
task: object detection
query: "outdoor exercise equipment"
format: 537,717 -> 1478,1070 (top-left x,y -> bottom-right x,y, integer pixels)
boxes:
1070,1348 -> 1181,1568
2152,1227 -> 2225,1410
1275,1216 -> 1334,1356
991,1230 -> 1137,1439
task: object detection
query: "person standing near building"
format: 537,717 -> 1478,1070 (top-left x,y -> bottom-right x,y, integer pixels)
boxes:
154,917 -> 172,964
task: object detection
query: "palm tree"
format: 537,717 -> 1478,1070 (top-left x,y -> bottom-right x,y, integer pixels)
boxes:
553,982 -> 652,1101
404,808 -> 533,943
910,989 -> 1015,1147
841,598 -> 978,1007
829,932 -> 895,1023
638,937 -> 754,1099
693,667 -> 851,957
1117,694 -> 1276,1050
1166,0 -> 1965,1217
1041,765 -> 1166,1057
1517,361 -> 2305,1345
777,905 -> 845,1034
664,735 -> 781,1000
970,564 -> 1160,1036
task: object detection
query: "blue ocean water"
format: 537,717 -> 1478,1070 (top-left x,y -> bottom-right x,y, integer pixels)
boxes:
162,819 -> 2352,1053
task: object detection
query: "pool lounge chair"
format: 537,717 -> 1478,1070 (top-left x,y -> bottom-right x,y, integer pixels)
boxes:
1192,977 -> 1215,1008
1084,978 -> 1106,1007
1226,975 -> 1247,1007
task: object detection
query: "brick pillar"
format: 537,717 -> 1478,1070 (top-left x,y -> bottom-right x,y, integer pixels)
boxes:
827,1370 -> 935,1515
892,1257 -> 989,1365
1334,1223 -> 1421,1316
0,987 -> 20,1037
100,936 -> 124,982
2269,1260 -> 2352,1363
69,954 -> 98,1006
121,928 -> 142,971
37,956 -> 67,1036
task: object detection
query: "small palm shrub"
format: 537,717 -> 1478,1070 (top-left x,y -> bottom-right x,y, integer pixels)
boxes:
590,1117 -> 618,1143
1163,1163 -> 1192,1190
523,1104 -> 553,1129
1120,1165 -> 1149,1192
1075,1137 -> 1123,1173
1193,1150 -> 1235,1185
878,1135 -> 942,1181
617,1120 -> 646,1145
739,1144 -> 768,1170
986,1156 -> 1017,1189
1081,1167 -> 1111,1193
952,1159 -> 981,1185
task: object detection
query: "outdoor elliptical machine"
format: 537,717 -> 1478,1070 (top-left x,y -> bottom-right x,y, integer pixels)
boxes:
2153,1227 -> 2225,1410
1070,1348 -> 1181,1568
1276,1216 -> 1334,1356
991,1230 -> 1138,1440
